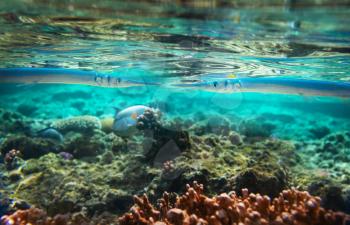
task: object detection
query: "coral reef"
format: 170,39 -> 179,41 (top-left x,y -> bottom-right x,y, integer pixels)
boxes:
292,131 -> 350,213
136,108 -> 191,162
52,116 -> 102,134
0,107 -> 350,224
136,108 -> 162,132
9,153 -> 136,216
119,181 -> 350,225
1,207 -> 90,225
239,119 -> 276,141
3,149 -> 22,170
0,109 -> 46,135
0,192 -> 12,217
61,130 -> 109,158
100,117 -> 115,133
3,182 -> 349,225
0,136 -> 57,159
309,126 -> 331,139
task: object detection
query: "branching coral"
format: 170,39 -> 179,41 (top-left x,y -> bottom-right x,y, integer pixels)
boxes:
2,182 -> 350,225
0,207 -> 90,225
119,181 -> 350,225
1,207 -> 68,225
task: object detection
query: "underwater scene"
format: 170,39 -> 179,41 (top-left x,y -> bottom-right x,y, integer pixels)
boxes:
1,0 -> 350,224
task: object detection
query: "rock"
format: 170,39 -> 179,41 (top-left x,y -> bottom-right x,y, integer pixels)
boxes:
102,190 -> 133,212
100,151 -> 114,164
343,188 -> 350,214
206,116 -> 231,136
0,135 -> 58,159
0,191 -> 12,216
15,153 -> 133,216
228,132 -> 243,145
239,120 -> 275,140
233,167 -> 287,198
308,179 -> 347,212
16,103 -> 38,116
62,132 -> 106,158
143,128 -> 191,162
309,126 -> 330,139
0,110 -> 33,134
8,171 -> 22,182
11,200 -> 31,210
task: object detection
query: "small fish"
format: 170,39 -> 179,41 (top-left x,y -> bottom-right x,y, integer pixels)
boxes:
0,68 -> 159,88
37,127 -> 64,142
172,77 -> 350,98
172,78 -> 242,93
113,105 -> 152,137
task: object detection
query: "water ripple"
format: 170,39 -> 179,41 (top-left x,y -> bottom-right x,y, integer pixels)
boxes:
0,0 -> 349,82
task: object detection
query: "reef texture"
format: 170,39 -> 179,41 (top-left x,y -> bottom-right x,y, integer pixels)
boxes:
119,182 -> 350,225
0,207 -> 102,225
2,182 -> 349,225
52,116 -> 102,134
1,108 -> 350,223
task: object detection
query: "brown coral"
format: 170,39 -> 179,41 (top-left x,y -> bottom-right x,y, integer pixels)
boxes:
118,181 -> 350,225
4,149 -> 22,170
1,207 -> 67,225
0,207 -> 90,225
2,182 -> 350,225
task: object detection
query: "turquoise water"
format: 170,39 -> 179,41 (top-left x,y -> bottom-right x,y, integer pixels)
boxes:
1,0 -> 350,222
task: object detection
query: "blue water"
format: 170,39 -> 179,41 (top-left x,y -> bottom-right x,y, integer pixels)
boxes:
0,0 -> 350,221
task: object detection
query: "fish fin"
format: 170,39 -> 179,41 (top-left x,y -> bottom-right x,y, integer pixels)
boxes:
37,127 -> 50,134
36,127 -> 60,134
112,107 -> 120,117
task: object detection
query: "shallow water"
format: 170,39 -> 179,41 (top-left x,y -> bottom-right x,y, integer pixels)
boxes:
0,0 -> 350,222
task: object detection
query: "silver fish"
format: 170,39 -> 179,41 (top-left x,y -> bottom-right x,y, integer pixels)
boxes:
173,77 -> 350,98
0,68 -> 158,88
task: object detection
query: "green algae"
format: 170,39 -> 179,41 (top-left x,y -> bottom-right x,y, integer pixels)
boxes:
1,106 -> 350,218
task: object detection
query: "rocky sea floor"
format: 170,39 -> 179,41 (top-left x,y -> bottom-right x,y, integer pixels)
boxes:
0,101 -> 350,223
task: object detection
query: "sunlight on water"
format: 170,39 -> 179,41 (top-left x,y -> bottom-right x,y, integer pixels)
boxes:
0,0 -> 350,81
